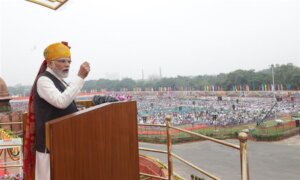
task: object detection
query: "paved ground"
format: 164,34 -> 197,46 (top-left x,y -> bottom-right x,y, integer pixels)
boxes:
139,135 -> 300,180
272,134 -> 300,146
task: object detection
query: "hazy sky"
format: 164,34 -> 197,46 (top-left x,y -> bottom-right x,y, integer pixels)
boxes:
0,0 -> 299,86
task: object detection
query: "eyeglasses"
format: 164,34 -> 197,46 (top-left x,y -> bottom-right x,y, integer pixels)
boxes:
56,59 -> 72,64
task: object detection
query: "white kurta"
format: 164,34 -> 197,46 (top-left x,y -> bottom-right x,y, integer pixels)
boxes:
35,68 -> 84,180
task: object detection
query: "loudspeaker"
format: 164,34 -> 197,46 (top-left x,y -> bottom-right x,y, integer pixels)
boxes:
296,120 -> 300,127
142,116 -> 147,123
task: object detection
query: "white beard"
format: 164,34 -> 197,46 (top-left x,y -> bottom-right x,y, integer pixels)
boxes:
53,69 -> 69,78
51,64 -> 69,78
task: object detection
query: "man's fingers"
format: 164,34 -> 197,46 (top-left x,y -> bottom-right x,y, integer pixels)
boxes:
78,62 -> 91,79
81,62 -> 90,72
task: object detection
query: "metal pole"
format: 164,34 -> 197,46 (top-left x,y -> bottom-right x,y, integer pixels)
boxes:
271,64 -> 277,119
239,132 -> 249,180
271,64 -> 275,98
4,149 -> 7,175
166,115 -> 174,180
20,146 -> 23,178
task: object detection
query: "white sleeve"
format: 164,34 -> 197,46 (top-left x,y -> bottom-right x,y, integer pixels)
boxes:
37,76 -> 84,109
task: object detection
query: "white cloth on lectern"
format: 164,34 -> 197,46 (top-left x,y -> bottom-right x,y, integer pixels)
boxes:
35,151 -> 50,180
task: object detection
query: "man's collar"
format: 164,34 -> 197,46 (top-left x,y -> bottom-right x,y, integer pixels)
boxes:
46,67 -> 69,87
46,67 -> 64,82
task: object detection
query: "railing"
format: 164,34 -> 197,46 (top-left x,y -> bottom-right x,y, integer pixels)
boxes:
2,103 -> 249,179
139,115 -> 249,180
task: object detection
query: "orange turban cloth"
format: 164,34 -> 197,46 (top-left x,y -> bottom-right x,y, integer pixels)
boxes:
43,42 -> 71,61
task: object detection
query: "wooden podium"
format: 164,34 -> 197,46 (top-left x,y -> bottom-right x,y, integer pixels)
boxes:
45,101 -> 140,180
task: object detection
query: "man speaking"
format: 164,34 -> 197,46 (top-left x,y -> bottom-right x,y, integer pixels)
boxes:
24,41 -> 90,180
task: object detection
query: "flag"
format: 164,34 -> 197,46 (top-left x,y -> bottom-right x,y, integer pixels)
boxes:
264,84 -> 266,91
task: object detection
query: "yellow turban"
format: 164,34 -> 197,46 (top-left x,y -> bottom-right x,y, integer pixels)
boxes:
43,42 -> 71,61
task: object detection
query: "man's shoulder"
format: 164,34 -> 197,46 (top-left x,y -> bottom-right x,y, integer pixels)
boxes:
37,72 -> 50,82
37,75 -> 54,88
40,71 -> 53,77
39,71 -> 58,81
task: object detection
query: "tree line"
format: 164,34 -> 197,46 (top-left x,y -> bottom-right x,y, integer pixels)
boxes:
83,63 -> 300,92
8,63 -> 300,96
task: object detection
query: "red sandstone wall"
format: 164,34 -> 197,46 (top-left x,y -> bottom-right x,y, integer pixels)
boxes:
0,111 -> 23,132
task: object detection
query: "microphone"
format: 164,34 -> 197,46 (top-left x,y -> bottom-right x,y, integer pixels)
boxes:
92,95 -> 119,105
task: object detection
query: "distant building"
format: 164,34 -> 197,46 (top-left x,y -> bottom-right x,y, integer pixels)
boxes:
0,77 -> 22,134
0,77 -> 11,112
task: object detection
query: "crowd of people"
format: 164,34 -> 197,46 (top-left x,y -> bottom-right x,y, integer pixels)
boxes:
136,92 -> 299,126
8,91 -> 299,127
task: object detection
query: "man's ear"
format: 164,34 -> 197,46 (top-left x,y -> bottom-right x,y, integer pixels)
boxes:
47,61 -> 53,68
